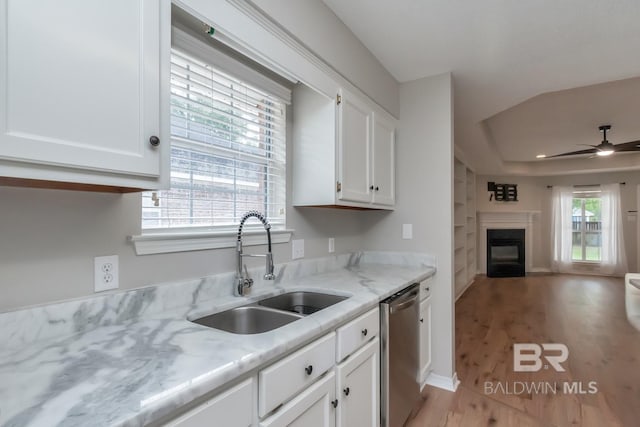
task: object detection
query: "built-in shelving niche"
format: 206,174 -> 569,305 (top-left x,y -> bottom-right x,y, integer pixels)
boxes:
453,157 -> 476,299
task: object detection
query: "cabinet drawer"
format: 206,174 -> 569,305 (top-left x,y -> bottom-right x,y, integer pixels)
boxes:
259,332 -> 336,417
420,278 -> 433,301
259,371 -> 336,427
166,377 -> 253,427
336,308 -> 379,363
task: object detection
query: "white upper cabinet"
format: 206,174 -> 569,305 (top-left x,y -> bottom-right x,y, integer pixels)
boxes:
0,0 -> 170,191
292,85 -> 396,210
371,112 -> 395,206
337,89 -> 372,204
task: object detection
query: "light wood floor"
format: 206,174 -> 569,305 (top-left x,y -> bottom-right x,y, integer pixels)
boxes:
406,274 -> 640,427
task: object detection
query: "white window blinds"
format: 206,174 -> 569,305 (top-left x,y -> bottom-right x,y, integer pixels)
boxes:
142,47 -> 287,231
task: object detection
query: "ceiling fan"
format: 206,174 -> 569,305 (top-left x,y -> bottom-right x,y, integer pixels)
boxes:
547,125 -> 640,158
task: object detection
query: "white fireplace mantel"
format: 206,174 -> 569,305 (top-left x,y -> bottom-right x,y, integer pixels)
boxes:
478,211 -> 541,274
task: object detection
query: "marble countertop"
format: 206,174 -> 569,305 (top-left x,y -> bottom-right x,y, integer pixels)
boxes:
0,252 -> 435,427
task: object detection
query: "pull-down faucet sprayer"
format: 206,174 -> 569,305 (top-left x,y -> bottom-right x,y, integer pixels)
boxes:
235,211 -> 275,296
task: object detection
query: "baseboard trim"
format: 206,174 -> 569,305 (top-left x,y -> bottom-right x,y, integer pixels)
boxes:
455,278 -> 474,301
530,267 -> 552,273
423,372 -> 460,392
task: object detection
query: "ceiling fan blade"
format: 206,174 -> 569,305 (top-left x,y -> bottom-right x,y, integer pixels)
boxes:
547,148 -> 597,158
613,140 -> 640,152
577,144 -> 600,148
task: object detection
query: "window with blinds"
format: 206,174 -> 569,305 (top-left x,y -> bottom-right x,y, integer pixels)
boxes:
142,47 -> 287,231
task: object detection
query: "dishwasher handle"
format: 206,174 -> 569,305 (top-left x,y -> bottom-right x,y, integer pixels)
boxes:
389,290 -> 419,314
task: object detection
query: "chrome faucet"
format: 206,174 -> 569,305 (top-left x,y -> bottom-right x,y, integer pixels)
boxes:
235,210 -> 276,296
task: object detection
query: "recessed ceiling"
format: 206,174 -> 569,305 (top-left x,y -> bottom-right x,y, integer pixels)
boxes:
485,77 -> 640,161
322,0 -> 640,175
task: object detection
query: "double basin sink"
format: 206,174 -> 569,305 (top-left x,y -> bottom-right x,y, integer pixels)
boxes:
192,292 -> 348,335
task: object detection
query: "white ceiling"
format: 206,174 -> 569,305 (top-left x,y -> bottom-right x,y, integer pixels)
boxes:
322,0 -> 640,175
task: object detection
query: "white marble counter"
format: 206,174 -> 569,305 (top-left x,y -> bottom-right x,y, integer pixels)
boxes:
0,252 -> 435,427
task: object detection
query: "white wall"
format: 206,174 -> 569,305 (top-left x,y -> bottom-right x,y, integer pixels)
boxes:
362,73 -> 455,382
250,0 -> 399,117
476,171 -> 640,273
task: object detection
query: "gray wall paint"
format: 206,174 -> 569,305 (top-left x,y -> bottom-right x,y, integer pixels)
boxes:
250,0 -> 400,117
476,171 -> 640,272
362,73 -> 455,380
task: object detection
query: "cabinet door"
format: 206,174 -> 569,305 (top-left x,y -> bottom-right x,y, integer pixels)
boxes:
0,0 -> 166,180
260,371 -> 336,427
419,297 -> 432,382
336,338 -> 379,427
337,90 -> 372,204
371,113 -> 395,206
166,377 -> 254,427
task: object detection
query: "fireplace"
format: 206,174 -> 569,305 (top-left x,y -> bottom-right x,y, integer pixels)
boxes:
487,229 -> 525,277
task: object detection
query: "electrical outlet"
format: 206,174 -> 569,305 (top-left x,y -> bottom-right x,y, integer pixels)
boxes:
328,237 -> 335,253
292,239 -> 305,259
402,224 -> 413,240
94,255 -> 119,292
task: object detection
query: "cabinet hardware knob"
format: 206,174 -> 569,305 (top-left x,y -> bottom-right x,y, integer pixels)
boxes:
149,135 -> 160,147
305,365 -> 313,375
426,287 -> 430,292
375,186 -> 379,191
420,318 -> 424,323
370,185 -> 374,190
361,328 -> 368,336
343,387 -> 350,396
331,399 -> 339,408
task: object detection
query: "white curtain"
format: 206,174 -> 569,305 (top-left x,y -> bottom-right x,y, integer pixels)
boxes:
550,186 -> 574,273
600,183 -> 628,276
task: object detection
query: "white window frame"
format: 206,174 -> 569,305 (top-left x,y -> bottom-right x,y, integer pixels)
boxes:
571,191 -> 602,264
131,27 -> 293,255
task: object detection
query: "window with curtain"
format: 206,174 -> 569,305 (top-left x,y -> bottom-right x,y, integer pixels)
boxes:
571,192 -> 602,262
551,184 -> 627,276
141,44 -> 287,232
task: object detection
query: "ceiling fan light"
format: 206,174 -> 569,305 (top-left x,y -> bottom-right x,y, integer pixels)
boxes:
536,154 -> 546,158
597,149 -> 614,156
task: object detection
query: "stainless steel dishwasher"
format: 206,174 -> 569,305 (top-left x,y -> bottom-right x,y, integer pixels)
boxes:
380,283 -> 420,427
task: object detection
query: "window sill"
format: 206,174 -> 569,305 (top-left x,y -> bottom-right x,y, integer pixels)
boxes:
129,229 -> 294,255
571,260 -> 601,265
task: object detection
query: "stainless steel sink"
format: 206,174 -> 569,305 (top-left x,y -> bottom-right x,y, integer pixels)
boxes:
192,306 -> 303,334
257,291 -> 348,315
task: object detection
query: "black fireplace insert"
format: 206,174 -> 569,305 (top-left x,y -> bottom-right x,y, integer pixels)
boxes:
487,228 -> 525,277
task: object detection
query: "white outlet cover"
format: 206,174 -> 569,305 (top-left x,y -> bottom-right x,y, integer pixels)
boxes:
402,224 -> 413,240
94,255 -> 119,292
328,237 -> 335,253
292,239 -> 305,259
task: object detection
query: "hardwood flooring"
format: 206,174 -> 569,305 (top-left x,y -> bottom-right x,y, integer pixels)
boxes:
406,274 -> 640,427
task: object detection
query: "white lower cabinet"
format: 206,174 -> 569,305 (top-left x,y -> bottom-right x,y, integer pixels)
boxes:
260,372 -> 336,427
336,338 -> 380,427
166,377 -> 254,427
162,308 -> 380,427
258,333 -> 336,417
419,296 -> 432,382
